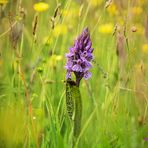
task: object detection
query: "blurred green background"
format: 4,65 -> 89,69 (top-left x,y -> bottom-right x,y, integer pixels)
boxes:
0,0 -> 148,147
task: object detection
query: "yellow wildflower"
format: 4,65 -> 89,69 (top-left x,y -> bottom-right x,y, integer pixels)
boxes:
107,3 -> 119,16
62,7 -> 79,26
53,24 -> 67,37
43,36 -> 53,45
142,44 -> 148,54
132,6 -> 143,16
117,17 -> 124,26
98,23 -> 114,34
62,8 -> 79,18
138,0 -> 146,6
0,0 -> 8,4
135,24 -> 144,35
49,55 -> 63,68
33,2 -> 49,12
88,0 -> 103,7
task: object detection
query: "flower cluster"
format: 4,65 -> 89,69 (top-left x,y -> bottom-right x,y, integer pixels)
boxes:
33,2 -> 49,12
65,28 -> 94,84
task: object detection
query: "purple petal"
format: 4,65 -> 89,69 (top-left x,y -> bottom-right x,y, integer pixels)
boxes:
83,61 -> 92,72
84,71 -> 91,79
84,36 -> 89,44
69,47 -> 74,52
86,52 -> 93,61
70,47 -> 78,54
81,51 -> 87,57
74,43 -> 79,50
65,52 -> 74,58
83,27 -> 89,35
77,59 -> 82,65
88,48 -> 94,53
65,60 -> 73,70
80,56 -> 86,61
66,71 -> 72,79
85,42 -> 92,51
85,61 -> 92,68
72,64 -> 83,72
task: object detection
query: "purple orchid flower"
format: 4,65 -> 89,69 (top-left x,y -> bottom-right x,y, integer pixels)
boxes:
65,27 -> 94,86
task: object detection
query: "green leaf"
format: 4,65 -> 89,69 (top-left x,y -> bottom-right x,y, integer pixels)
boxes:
66,79 -> 82,140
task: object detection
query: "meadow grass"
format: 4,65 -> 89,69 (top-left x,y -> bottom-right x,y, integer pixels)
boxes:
0,0 -> 148,147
